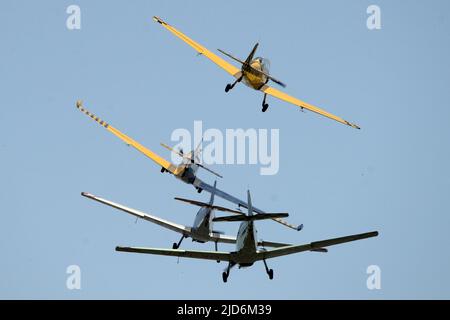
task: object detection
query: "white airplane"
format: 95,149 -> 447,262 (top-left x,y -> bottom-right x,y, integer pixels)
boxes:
116,189 -> 379,282
81,182 -> 291,254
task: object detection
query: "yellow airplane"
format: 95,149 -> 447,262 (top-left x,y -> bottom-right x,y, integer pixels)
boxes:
76,100 -> 303,231
153,16 -> 360,129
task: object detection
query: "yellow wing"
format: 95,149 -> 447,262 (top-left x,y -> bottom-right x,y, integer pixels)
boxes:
76,101 -> 177,174
261,85 -> 360,129
153,16 -> 242,79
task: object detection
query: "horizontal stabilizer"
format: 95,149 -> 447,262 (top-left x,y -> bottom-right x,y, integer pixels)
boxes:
174,197 -> 244,215
116,246 -> 234,262
213,213 -> 288,223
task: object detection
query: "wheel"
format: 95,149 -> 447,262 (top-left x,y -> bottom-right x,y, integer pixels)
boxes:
262,103 -> 269,112
225,84 -> 231,93
222,272 -> 228,283
197,188 -> 202,193
172,243 -> 178,249
268,269 -> 274,280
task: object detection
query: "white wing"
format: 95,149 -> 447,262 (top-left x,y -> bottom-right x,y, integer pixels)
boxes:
82,192 -> 191,235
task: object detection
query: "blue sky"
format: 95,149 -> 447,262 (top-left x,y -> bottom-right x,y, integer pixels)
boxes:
1,1 -> 449,299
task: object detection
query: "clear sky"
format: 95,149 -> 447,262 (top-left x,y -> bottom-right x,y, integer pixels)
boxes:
1,0 -> 449,299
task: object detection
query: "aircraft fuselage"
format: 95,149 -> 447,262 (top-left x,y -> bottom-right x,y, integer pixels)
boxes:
234,220 -> 259,267
175,163 -> 199,184
242,58 -> 269,90
191,207 -> 214,242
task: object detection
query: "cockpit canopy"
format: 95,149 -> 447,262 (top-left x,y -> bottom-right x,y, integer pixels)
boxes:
254,57 -> 270,73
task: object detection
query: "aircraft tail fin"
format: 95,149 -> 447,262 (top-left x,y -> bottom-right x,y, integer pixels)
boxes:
209,180 -> 217,205
213,213 -> 288,223
247,190 -> 253,217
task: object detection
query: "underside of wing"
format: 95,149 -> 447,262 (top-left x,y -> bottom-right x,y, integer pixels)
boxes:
81,192 -> 191,235
195,180 -> 303,231
116,246 -> 234,262
258,240 -> 292,248
256,231 -> 378,261
260,86 -> 360,129
153,16 -> 242,79
76,101 -> 177,173
209,233 -> 237,244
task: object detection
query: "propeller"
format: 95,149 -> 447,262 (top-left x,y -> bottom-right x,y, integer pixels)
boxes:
249,65 -> 287,88
268,76 -> 287,88
160,142 -> 223,178
196,163 -> 223,178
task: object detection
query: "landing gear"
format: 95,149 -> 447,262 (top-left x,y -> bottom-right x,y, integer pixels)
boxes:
225,76 -> 243,93
197,188 -> 203,194
172,235 -> 185,249
222,262 -> 235,283
262,93 -> 269,112
263,259 -> 274,280
215,242 -> 220,263
160,167 -> 166,173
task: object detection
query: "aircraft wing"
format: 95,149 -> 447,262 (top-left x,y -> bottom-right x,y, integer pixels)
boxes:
260,85 -> 360,129
258,240 -> 292,248
256,231 -> 378,261
76,101 -> 177,174
81,192 -> 190,236
116,246 -> 235,262
194,179 -> 303,231
153,16 -> 242,80
209,233 -> 237,245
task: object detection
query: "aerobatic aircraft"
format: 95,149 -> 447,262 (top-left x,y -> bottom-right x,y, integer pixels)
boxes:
152,16 -> 360,129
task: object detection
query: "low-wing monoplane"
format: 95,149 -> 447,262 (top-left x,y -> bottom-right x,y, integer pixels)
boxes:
117,189 -> 378,282
82,182 -> 291,254
76,101 -> 302,231
153,16 -> 360,129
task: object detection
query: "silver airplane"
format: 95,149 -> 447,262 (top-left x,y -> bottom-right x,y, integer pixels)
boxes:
116,189 -> 379,282
81,182 -> 291,255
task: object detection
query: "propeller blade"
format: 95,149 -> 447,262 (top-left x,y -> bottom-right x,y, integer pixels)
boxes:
197,163 -> 223,178
160,143 -> 189,159
269,76 -> 287,88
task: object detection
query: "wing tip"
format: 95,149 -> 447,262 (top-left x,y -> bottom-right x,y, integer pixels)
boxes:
75,101 -> 110,128
346,121 -> 361,130
152,16 -> 166,25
